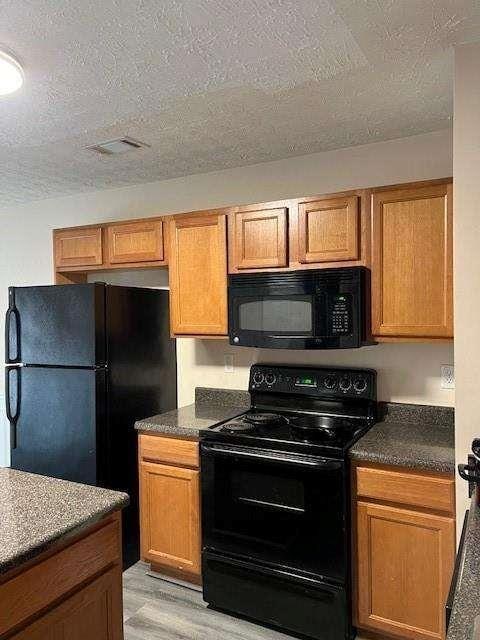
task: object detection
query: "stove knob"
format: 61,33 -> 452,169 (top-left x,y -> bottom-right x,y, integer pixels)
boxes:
324,375 -> 337,390
265,372 -> 276,386
253,371 -> 264,385
339,376 -> 352,392
354,377 -> 368,393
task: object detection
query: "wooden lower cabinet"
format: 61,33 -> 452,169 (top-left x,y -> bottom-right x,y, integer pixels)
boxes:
9,567 -> 122,640
354,464 -> 455,640
0,513 -> 124,640
139,434 -> 201,583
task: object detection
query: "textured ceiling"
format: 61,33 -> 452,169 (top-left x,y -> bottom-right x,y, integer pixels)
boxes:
0,0 -> 479,206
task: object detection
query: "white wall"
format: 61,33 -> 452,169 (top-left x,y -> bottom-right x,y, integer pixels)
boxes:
0,129 -> 454,465
454,42 -> 480,526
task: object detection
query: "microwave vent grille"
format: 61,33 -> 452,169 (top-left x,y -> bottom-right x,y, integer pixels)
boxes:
228,267 -> 366,287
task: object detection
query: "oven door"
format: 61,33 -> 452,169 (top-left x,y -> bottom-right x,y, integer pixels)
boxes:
200,442 -> 347,582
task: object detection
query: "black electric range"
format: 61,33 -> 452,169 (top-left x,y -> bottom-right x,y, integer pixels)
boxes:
200,364 -> 377,640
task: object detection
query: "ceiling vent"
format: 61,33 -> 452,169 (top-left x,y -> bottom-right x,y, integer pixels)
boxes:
86,137 -> 150,155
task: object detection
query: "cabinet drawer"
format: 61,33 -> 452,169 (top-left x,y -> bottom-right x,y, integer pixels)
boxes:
356,466 -> 454,514
139,434 -> 199,468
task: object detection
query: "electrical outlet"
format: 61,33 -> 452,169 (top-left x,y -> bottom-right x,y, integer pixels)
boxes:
224,354 -> 234,373
441,365 -> 455,390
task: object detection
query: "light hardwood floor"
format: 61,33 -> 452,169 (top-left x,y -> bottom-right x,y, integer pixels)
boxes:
123,562 -> 367,640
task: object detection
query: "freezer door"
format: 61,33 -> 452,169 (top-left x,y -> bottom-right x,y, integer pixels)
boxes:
8,367 -> 106,485
6,284 -> 105,366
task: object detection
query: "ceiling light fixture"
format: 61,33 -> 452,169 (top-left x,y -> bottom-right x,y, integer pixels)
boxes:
0,49 -> 24,96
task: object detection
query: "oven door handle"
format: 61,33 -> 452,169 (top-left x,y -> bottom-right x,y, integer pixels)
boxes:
201,443 -> 342,470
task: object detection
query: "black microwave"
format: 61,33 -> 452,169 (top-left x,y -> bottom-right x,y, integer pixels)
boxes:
228,267 -> 370,350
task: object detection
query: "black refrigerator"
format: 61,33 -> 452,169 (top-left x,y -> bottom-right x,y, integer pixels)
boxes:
5,283 -> 177,567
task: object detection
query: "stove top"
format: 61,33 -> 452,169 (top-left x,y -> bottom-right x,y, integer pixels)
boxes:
202,365 -> 377,458
208,409 -> 372,456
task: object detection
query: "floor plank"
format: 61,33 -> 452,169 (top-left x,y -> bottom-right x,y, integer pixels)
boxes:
123,562 -> 291,640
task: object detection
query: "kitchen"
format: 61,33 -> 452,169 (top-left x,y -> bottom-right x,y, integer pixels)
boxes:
0,3 -> 479,640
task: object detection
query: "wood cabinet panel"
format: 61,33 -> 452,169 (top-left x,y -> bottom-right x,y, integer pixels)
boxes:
54,227 -> 103,268
357,501 -> 454,640
139,433 -> 199,468
10,567 -> 123,640
372,182 -> 453,338
356,466 -> 455,514
168,213 -> 228,335
140,461 -> 201,578
231,207 -> 288,269
298,196 -> 359,263
0,517 -> 121,636
107,219 -> 165,264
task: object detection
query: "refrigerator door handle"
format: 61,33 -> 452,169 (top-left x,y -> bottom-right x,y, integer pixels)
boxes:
5,288 -> 20,364
5,367 -> 20,449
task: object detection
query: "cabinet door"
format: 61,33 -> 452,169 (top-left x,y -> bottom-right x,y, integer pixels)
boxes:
231,207 -> 288,269
357,501 -> 454,640
54,227 -> 103,268
372,183 -> 453,338
107,219 -> 165,264
168,213 -> 227,335
10,568 -> 123,640
140,461 -> 201,577
298,196 -> 359,263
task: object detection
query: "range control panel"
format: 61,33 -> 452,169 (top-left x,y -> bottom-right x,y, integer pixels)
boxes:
249,364 -> 376,401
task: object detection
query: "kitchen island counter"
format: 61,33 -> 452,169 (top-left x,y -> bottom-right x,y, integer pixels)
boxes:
0,467 -> 128,576
0,467 -> 127,639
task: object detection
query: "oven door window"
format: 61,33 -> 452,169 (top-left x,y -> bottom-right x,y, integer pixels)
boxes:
236,296 -> 313,335
202,448 -> 346,581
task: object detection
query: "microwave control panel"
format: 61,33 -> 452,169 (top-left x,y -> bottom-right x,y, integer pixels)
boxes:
329,294 -> 352,336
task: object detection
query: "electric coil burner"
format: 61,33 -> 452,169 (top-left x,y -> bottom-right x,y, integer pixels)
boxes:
200,364 -> 377,640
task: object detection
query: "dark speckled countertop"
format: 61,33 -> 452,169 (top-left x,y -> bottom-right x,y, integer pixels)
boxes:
0,468 -> 129,576
447,491 -> 480,640
135,387 -> 250,437
350,402 -> 455,473
137,390 -> 455,475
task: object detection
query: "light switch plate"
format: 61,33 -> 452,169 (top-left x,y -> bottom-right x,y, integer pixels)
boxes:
441,365 -> 455,390
224,354 -> 234,373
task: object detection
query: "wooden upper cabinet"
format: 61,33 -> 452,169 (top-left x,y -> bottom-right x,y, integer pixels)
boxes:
298,196 -> 359,264
107,219 -> 165,265
168,212 -> 228,335
371,181 -> 453,339
357,501 -> 454,640
230,207 -> 288,270
54,226 -> 103,268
